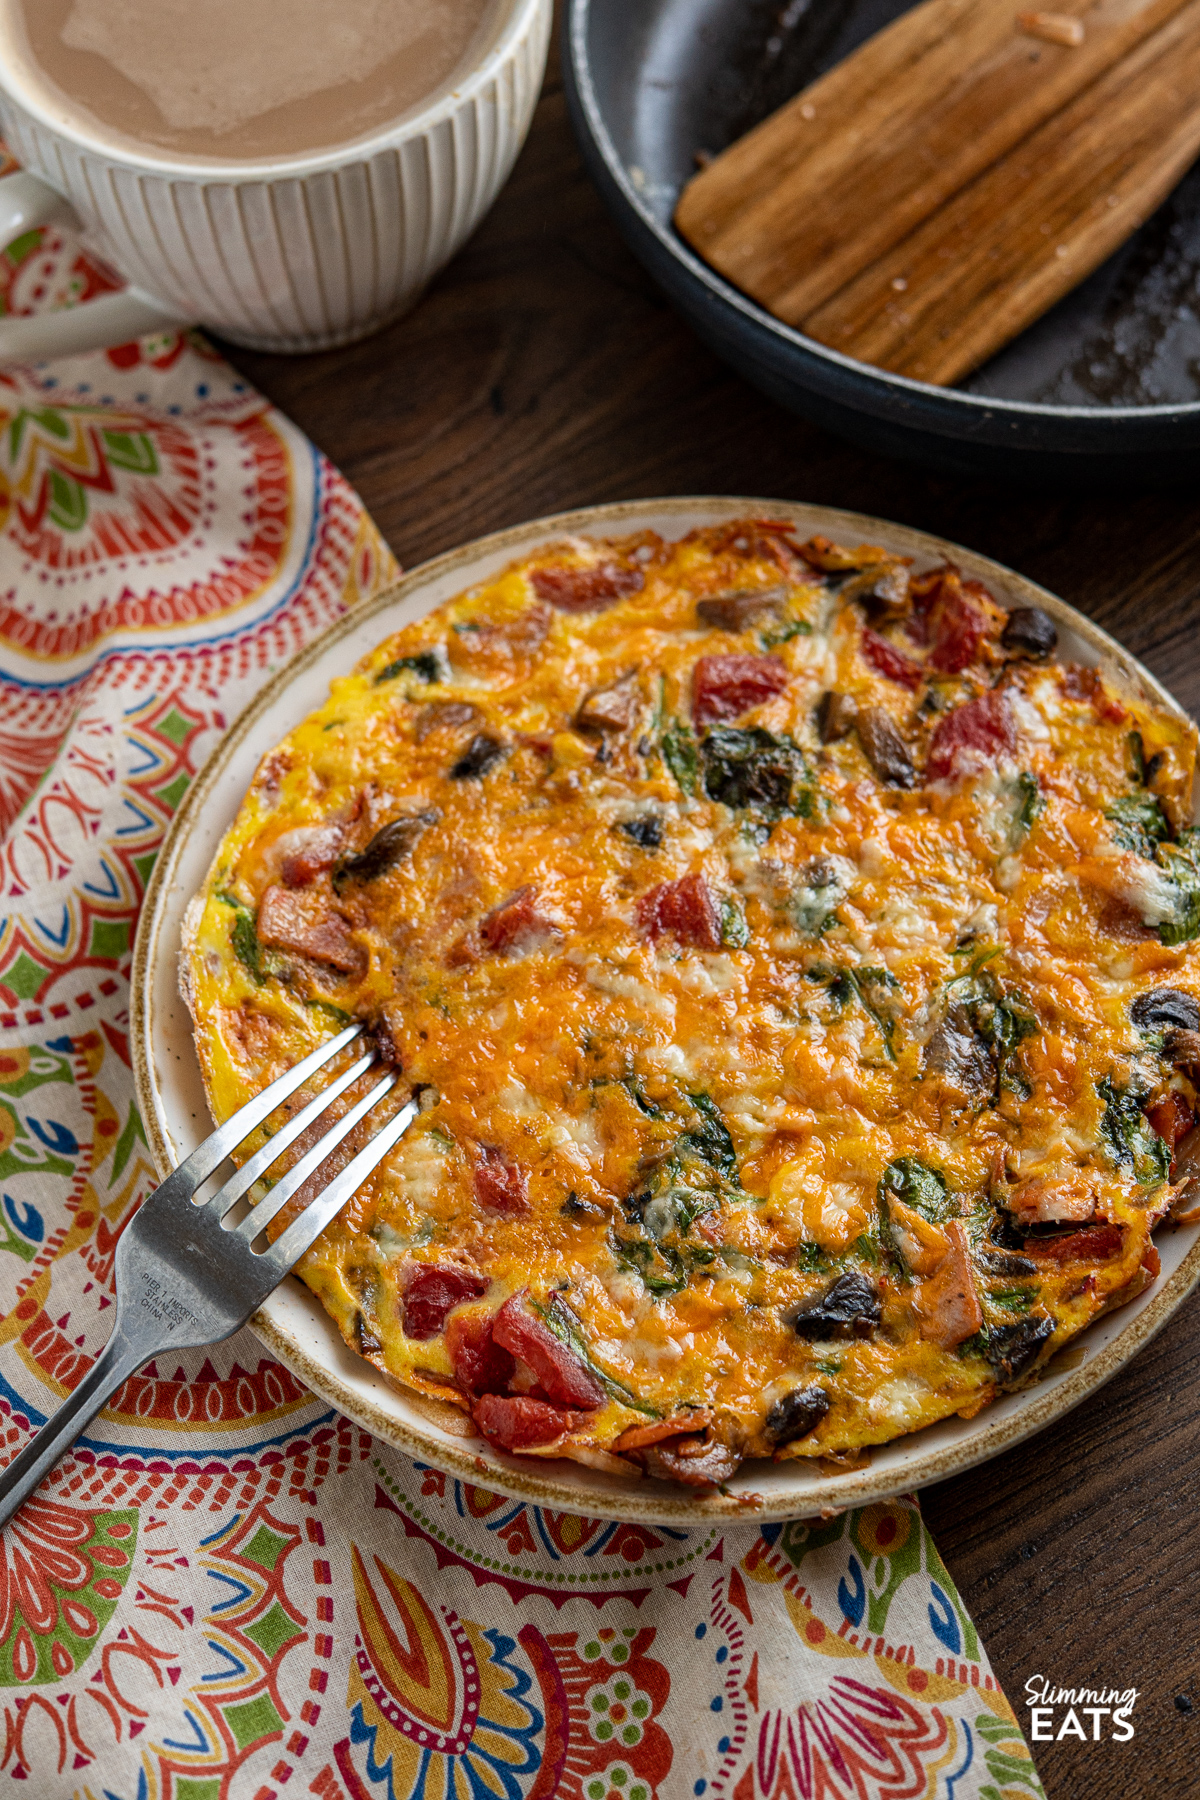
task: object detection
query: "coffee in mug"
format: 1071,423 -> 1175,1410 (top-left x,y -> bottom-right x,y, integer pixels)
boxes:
0,0 -> 550,360
8,0 -> 503,161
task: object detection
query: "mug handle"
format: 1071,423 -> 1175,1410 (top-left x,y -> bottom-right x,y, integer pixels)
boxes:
0,169 -> 189,364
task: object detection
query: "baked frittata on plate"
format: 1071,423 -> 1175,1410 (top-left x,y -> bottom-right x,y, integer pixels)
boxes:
182,518 -> 1200,1489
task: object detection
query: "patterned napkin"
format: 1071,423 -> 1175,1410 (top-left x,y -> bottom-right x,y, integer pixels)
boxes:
0,212 -> 1047,1800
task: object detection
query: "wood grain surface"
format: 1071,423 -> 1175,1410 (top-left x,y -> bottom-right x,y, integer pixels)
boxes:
223,25 -> 1200,1798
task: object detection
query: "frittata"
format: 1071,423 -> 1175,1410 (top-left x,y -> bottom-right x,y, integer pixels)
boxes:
182,519 -> 1200,1489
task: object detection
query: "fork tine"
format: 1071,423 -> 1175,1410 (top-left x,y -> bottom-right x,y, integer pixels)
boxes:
207,1049 -> 377,1221
172,1023 -> 364,1192
265,1095 -> 419,1273
229,1069 -> 400,1241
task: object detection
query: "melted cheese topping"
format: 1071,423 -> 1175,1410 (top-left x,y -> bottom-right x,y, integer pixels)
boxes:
184,521 -> 1200,1477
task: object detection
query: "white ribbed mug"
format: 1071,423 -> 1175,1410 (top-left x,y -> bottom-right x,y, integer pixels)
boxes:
0,0 -> 551,361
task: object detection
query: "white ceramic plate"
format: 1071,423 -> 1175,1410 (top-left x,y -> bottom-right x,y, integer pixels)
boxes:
132,496 -> 1200,1524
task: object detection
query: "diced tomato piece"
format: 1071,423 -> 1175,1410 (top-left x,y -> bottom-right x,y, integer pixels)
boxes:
400,1264 -> 490,1341
478,886 -> 556,956
636,872 -> 722,950
530,563 -> 643,613
256,886 -> 362,972
926,690 -> 1014,783
905,567 -> 943,645
472,1393 -> 583,1449
279,825 -> 343,888
473,1146 -> 530,1215
928,585 -> 988,674
692,653 -> 788,726
1024,1224 -> 1125,1263
861,627 -> 922,690
906,565 -> 999,671
282,850 -> 329,889
1148,1091 -> 1195,1154
492,1293 -> 605,1410
445,1310 -> 516,1395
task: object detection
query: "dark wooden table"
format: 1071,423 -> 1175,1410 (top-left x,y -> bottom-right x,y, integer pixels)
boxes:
225,30 -> 1200,1800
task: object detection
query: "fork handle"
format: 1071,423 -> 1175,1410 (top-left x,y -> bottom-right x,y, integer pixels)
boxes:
0,1325 -> 149,1531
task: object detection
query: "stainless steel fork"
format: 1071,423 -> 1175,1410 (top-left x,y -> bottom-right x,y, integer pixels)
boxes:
0,1023 -> 415,1531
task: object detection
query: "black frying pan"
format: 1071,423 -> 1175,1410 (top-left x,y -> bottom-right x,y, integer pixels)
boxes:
563,0 -> 1200,482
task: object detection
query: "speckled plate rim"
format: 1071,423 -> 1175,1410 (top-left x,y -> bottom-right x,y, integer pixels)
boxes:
132,495 -> 1200,1525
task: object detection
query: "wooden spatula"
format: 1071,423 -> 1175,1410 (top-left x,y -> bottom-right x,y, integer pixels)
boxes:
674,0 -> 1200,385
